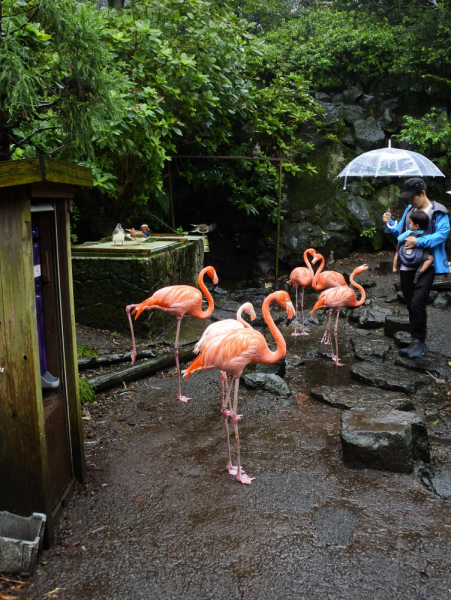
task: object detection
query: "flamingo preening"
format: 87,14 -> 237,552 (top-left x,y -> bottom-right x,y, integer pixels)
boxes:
194,302 -> 256,475
194,302 -> 256,404
311,264 -> 370,366
184,291 -> 295,484
126,266 -> 218,402
311,252 -> 348,346
287,248 -> 315,336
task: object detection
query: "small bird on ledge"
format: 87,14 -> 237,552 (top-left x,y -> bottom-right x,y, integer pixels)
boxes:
189,223 -> 217,235
126,228 -> 145,244
112,223 -> 125,246
326,250 -> 335,267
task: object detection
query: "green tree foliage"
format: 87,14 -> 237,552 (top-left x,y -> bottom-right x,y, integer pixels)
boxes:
87,0 -> 320,222
248,3 -> 451,96
396,109 -> 451,167
0,0 -> 122,161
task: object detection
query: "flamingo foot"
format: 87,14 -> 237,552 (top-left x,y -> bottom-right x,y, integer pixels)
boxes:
227,462 -> 242,475
236,471 -> 255,485
332,357 -> 344,366
300,331 -> 309,336
291,330 -> 301,337
177,394 -> 191,403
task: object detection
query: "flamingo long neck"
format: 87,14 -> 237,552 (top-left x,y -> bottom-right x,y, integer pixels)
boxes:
312,254 -> 325,287
349,271 -> 366,307
197,268 -> 215,317
261,295 -> 286,363
304,249 -> 315,279
236,307 -> 252,328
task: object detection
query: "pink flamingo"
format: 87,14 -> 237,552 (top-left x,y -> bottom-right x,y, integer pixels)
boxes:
126,266 -> 218,402
194,302 -> 256,476
184,291 -> 295,484
311,252 -> 348,346
311,264 -> 370,366
287,247 -> 315,336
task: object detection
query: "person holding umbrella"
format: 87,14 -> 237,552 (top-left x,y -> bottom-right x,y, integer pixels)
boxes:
383,177 -> 450,359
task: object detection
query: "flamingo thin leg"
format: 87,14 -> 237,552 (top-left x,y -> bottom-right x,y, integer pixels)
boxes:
333,310 -> 344,366
231,377 -> 255,485
321,309 -> 333,347
174,318 -> 191,402
221,379 -> 237,474
126,305 -> 138,365
292,287 -> 301,336
300,287 -> 309,336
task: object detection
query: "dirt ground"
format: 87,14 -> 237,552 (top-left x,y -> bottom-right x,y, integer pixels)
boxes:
2,254 -> 451,600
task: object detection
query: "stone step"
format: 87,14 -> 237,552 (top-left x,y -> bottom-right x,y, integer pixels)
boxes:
310,385 -> 413,411
350,360 -> 428,395
384,315 -> 410,338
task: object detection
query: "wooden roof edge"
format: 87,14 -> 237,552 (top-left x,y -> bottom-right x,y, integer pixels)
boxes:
0,157 -> 93,189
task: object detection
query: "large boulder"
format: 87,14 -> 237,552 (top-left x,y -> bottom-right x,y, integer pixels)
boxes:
384,315 -> 410,338
349,304 -> 393,329
341,406 -> 431,473
242,372 -> 291,397
350,360 -> 427,395
317,102 -> 342,126
343,86 -> 363,104
352,117 -> 385,150
341,105 -> 364,125
310,385 -> 413,411
350,338 -> 392,361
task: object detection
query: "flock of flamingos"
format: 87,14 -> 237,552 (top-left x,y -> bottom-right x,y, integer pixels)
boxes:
125,249 -> 370,485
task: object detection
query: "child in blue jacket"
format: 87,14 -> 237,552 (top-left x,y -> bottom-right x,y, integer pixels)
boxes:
383,177 -> 450,359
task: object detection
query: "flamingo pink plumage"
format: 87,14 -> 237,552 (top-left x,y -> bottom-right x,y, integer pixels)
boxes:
287,247 -> 315,336
184,291 -> 295,484
126,266 -> 218,402
194,302 -> 256,476
311,264 -> 369,366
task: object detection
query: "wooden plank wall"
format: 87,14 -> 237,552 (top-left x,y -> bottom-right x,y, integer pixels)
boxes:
55,200 -> 86,482
0,186 -> 50,517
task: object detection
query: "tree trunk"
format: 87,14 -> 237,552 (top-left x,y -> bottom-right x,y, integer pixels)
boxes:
0,110 -> 11,162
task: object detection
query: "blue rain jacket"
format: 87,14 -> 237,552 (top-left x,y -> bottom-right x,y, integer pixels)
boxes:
386,201 -> 450,274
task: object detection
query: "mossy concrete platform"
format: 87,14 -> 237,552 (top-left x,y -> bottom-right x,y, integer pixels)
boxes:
72,236 -> 204,338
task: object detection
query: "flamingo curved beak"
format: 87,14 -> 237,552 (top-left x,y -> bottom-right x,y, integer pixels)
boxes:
250,310 -> 257,321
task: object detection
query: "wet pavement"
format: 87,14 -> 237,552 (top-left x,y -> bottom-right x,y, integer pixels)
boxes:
5,263 -> 451,599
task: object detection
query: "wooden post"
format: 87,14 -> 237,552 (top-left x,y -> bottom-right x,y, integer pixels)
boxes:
0,187 -> 50,520
276,160 -> 283,279
168,162 -> 175,230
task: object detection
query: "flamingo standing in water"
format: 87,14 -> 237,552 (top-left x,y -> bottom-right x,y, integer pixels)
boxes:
311,264 -> 370,366
287,248 -> 315,336
184,291 -> 295,484
311,252 -> 348,346
194,302 -> 256,475
126,266 -> 218,402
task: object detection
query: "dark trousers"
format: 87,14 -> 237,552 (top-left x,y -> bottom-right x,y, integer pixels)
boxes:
400,267 -> 435,342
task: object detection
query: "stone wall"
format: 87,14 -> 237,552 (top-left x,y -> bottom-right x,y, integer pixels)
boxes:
72,239 -> 204,338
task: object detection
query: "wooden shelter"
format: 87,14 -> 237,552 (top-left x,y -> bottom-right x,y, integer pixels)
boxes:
0,157 -> 92,545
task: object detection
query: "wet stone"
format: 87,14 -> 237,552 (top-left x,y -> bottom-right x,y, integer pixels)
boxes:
394,354 -> 451,380
385,315 -> 410,338
341,407 -> 431,473
394,331 -> 412,348
242,372 -> 291,397
384,292 -> 399,304
428,290 -> 438,304
350,360 -> 427,395
311,507 -> 359,547
349,304 -> 392,328
397,291 -> 406,304
433,294 -> 449,310
350,338 -> 391,362
310,386 -> 413,411
245,357 -> 286,378
432,279 -> 451,292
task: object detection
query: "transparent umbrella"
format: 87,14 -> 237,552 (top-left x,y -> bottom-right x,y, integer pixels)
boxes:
338,141 -> 445,208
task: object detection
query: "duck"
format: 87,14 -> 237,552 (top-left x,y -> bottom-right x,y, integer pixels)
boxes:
189,223 -> 217,235
112,224 -> 125,246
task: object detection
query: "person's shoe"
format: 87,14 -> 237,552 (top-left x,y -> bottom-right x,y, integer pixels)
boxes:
406,340 -> 425,359
399,343 -> 414,356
